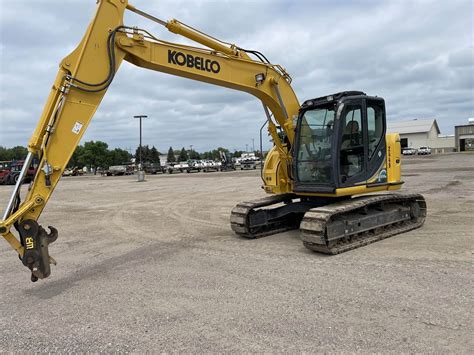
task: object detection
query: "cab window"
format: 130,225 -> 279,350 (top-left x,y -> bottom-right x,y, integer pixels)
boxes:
296,107 -> 335,184
340,105 -> 363,180
367,101 -> 384,159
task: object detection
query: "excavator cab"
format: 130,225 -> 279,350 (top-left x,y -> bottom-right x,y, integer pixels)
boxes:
293,91 -> 387,194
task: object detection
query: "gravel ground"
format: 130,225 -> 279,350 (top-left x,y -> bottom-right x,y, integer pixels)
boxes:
0,153 -> 473,352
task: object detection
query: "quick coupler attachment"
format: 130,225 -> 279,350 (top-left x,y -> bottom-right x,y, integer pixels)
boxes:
18,220 -> 58,282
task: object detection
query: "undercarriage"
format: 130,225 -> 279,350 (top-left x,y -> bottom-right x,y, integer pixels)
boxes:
231,193 -> 426,254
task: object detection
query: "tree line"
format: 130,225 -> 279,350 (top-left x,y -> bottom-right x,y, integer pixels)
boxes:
0,146 -> 28,161
0,142 -> 155,173
68,142 -> 162,172
1,143 -> 262,171
166,146 -> 261,162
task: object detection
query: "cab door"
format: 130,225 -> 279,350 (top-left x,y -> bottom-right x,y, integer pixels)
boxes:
337,97 -> 386,188
364,98 -> 386,184
337,99 -> 367,187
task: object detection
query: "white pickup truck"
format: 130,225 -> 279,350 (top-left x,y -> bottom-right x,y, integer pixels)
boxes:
202,160 -> 221,172
185,160 -> 203,173
164,162 -> 186,174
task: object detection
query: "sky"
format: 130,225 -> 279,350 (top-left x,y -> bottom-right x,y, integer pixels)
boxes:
0,0 -> 472,153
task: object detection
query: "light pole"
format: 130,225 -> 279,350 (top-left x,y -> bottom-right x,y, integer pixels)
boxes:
252,138 -> 255,153
134,115 -> 147,181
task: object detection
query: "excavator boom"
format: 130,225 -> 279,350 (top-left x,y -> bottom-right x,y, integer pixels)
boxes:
0,0 -> 299,280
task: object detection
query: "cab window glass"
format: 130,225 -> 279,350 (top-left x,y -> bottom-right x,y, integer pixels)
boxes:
296,107 -> 335,184
367,101 -> 384,159
340,105 -> 363,179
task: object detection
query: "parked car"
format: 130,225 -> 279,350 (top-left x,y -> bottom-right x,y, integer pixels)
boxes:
164,162 -> 183,174
202,160 -> 220,172
402,147 -> 417,155
63,167 -> 84,176
163,164 -> 172,174
173,161 -> 189,173
143,162 -> 162,174
186,160 -> 202,173
417,146 -> 432,155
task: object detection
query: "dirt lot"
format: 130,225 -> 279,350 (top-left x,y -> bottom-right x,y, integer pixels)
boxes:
0,153 -> 473,352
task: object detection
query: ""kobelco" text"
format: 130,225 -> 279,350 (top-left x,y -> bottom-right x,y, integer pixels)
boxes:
168,50 -> 221,74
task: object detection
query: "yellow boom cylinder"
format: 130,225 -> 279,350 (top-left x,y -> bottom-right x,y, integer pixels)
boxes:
165,19 -> 238,56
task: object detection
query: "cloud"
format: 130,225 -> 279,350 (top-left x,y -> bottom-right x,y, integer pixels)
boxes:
0,0 -> 472,153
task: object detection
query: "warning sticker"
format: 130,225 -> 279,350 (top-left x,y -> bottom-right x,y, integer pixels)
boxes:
72,121 -> 83,135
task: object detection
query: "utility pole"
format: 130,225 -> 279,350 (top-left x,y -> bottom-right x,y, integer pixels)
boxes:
252,138 -> 255,152
245,144 -> 248,153
133,115 -> 148,181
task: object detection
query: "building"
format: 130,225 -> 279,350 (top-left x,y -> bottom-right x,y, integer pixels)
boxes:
387,118 -> 455,153
454,118 -> 474,152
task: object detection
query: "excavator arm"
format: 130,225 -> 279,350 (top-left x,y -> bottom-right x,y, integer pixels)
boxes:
0,0 -> 300,280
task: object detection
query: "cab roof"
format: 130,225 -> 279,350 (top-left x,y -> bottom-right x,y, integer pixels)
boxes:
300,91 -> 366,110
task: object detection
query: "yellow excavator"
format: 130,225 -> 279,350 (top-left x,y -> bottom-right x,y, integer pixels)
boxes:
0,1 -> 426,281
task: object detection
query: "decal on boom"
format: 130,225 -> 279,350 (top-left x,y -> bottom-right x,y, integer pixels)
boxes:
168,50 -> 220,73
